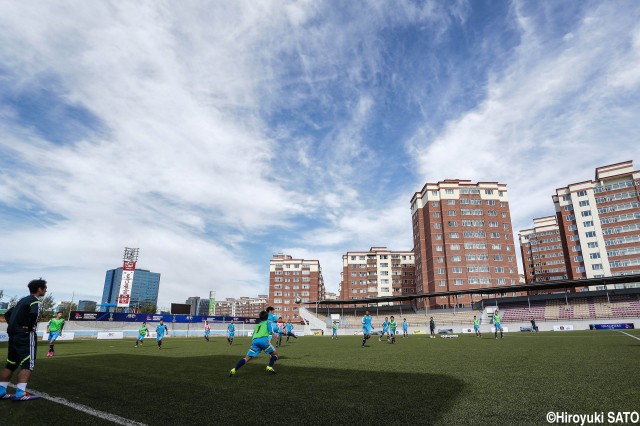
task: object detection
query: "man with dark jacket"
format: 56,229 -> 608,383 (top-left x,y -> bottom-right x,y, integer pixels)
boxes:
0,279 -> 47,401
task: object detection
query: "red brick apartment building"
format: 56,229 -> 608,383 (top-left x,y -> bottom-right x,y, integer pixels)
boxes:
519,216 -> 568,285
553,161 -> 640,290
269,253 -> 325,321
339,246 -> 415,304
411,180 -> 519,309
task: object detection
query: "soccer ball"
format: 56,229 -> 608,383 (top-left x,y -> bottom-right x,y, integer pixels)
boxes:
294,296 -> 302,304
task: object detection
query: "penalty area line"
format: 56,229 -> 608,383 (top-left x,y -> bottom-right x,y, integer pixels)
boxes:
8,385 -> 147,426
618,331 -> 640,341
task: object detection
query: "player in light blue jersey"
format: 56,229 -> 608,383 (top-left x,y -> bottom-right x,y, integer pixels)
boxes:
267,306 -> 278,341
361,310 -> 373,347
227,320 -> 235,345
285,320 -> 298,343
402,318 -> 408,338
379,317 -> 389,342
229,311 -> 278,376
156,319 -> 169,349
332,321 -> 338,339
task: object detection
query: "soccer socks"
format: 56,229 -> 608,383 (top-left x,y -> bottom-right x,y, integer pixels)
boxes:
15,383 -> 27,397
234,358 -> 247,371
0,382 -> 8,396
362,338 -> 366,346
269,355 -> 278,367
49,343 -> 54,352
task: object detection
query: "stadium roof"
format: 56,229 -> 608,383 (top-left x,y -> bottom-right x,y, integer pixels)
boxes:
308,274 -> 640,306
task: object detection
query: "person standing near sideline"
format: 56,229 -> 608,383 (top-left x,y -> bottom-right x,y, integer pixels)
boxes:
46,311 -> 65,356
402,318 -> 408,338
204,320 -> 211,342
0,278 -> 47,401
429,317 -> 436,338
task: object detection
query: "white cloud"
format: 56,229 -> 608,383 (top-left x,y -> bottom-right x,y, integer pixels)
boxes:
410,1 -> 640,247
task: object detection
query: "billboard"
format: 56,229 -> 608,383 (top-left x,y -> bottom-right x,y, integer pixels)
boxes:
208,291 -> 216,316
171,303 -> 191,315
117,248 -> 139,308
589,323 -> 634,330
70,311 -> 257,324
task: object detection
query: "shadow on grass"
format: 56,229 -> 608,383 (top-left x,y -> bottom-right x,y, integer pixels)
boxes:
27,354 -> 465,426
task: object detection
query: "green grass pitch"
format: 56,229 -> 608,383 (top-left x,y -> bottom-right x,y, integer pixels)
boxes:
2,330 -> 639,425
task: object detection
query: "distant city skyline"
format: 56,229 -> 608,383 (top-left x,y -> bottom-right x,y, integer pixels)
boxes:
1,1 -> 639,307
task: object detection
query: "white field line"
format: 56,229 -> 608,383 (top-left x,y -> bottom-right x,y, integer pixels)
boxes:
618,331 -> 640,341
9,384 -> 147,426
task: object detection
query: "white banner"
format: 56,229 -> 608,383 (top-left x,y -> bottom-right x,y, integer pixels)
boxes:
97,331 -> 124,340
553,325 -> 574,331
0,332 -> 8,342
117,261 -> 136,308
491,327 -> 509,332
42,332 -> 75,341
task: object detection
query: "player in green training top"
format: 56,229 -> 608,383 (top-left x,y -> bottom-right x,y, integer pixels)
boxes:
493,309 -> 503,339
46,312 -> 65,357
473,315 -> 481,337
135,322 -> 149,347
229,311 -> 279,376
388,316 -> 397,344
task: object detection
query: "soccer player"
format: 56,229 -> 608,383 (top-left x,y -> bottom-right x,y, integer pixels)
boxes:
473,316 -> 481,337
361,310 -> 373,347
227,320 -> 235,345
285,320 -> 298,343
266,306 -> 278,341
429,317 -> 436,338
229,310 -> 278,376
0,278 -> 47,401
379,317 -> 389,342
156,319 -> 169,349
493,309 -> 504,339
389,316 -> 397,344
274,323 -> 284,347
402,318 -> 408,338
135,322 -> 149,347
332,321 -> 338,339
204,320 -> 211,342
46,311 -> 65,356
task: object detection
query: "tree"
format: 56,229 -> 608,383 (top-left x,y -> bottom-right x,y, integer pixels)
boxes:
9,296 -> 18,308
39,294 -> 56,322
0,289 -> 4,301
139,303 -> 157,314
59,302 -> 78,320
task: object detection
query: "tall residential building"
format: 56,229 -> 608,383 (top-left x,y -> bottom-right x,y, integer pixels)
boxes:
269,253 -> 325,321
213,295 -> 267,318
101,268 -> 161,311
519,216 -> 568,284
339,246 -> 415,303
411,180 -> 519,309
553,161 -> 640,289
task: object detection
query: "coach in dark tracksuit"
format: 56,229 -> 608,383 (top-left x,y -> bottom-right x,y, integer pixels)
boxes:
0,278 -> 47,401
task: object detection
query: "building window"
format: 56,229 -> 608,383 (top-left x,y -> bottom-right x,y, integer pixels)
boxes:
452,267 -> 462,273
592,264 -> 603,270
438,280 -> 446,287
445,189 -> 454,194
453,279 -> 463,285
577,190 -> 588,197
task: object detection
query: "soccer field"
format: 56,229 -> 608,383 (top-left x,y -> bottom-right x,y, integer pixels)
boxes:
2,330 -> 639,425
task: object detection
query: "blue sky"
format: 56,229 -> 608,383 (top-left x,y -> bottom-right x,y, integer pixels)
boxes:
1,1 -> 639,308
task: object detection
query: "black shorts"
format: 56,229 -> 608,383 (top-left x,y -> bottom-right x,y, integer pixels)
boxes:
6,332 -> 37,371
